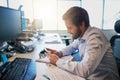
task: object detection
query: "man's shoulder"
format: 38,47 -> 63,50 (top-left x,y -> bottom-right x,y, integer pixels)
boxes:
85,27 -> 102,36
89,26 -> 101,32
85,27 -> 104,39
83,26 -> 105,40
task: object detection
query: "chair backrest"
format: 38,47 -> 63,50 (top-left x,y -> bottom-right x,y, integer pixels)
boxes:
112,38 -> 120,59
115,20 -> 120,33
110,20 -> 120,59
110,20 -> 120,76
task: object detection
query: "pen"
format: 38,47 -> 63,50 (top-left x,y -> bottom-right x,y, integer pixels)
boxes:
42,74 -> 50,80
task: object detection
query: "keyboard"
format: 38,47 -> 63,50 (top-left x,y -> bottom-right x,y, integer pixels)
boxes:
0,57 -> 36,80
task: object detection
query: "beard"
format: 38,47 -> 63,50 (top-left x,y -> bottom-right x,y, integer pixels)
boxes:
72,28 -> 82,39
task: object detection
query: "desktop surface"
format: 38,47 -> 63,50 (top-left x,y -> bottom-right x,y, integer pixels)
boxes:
7,33 -> 85,80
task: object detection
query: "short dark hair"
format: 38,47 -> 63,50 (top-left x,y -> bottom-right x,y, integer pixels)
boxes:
63,6 -> 90,27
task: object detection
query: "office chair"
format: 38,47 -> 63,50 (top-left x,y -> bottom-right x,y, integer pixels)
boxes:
110,20 -> 120,76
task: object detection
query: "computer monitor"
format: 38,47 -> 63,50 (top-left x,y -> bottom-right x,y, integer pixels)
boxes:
0,6 -> 22,45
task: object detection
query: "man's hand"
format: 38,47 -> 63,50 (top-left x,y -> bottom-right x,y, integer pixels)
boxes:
46,54 -> 59,65
46,48 -> 58,54
46,48 -> 63,57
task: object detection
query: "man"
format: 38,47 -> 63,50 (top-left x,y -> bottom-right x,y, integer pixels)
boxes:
46,6 -> 120,80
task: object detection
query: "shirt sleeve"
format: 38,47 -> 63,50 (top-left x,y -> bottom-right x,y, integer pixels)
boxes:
56,34 -> 108,78
61,39 -> 79,56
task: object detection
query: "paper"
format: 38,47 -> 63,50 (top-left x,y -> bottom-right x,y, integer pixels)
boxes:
36,57 -> 50,63
36,55 -> 74,64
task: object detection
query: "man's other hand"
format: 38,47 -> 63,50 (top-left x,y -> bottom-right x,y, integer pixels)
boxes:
46,48 -> 63,57
46,53 -> 59,65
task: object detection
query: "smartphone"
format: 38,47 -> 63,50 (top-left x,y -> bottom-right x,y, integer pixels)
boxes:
40,48 -> 50,54
39,48 -> 50,58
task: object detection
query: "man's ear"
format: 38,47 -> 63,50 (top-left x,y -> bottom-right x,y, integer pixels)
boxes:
79,21 -> 85,29
80,21 -> 86,32
81,21 -> 85,27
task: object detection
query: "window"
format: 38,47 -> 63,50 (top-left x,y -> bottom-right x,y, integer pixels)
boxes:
33,0 -> 81,30
33,0 -> 57,30
103,0 -> 120,29
82,0 -> 102,29
0,0 -> 7,7
57,0 -> 81,30
2,0 -> 120,30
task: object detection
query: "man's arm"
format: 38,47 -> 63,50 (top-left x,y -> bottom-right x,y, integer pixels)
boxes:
60,38 -> 80,56
46,38 -> 79,57
56,34 -> 109,78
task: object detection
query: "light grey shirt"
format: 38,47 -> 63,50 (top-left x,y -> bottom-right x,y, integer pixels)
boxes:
56,27 -> 120,80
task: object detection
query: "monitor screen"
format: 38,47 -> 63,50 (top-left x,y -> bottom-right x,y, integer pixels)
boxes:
0,6 -> 22,43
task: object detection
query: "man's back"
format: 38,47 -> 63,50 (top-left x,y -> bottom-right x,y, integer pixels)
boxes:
86,27 -> 119,80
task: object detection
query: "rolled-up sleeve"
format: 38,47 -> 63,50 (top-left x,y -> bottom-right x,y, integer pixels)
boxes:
56,33 -> 108,78
61,39 -> 79,56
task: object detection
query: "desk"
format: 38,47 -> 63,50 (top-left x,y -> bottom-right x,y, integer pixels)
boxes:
9,33 -> 85,80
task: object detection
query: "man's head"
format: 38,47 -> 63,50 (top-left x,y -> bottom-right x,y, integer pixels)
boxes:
63,6 -> 90,39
